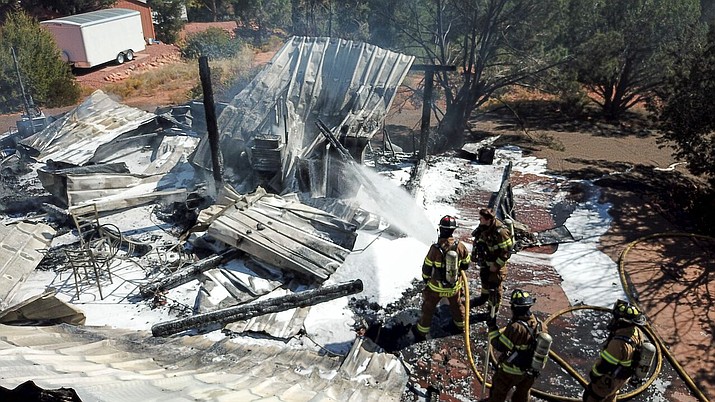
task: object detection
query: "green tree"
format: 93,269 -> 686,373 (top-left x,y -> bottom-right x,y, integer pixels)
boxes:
657,28 -> 715,187
232,0 -> 290,44
19,0 -> 117,16
186,0 -> 234,22
391,0 -> 568,151
0,10 -> 79,113
286,0 -> 373,41
564,0 -> 703,119
181,26 -> 244,58
0,1 -> 20,23
149,0 -> 186,44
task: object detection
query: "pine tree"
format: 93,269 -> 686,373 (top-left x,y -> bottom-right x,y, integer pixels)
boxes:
0,10 -> 80,113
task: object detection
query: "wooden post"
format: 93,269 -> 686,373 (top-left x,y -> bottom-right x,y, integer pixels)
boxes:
151,279 -> 363,337
199,56 -> 223,184
419,71 -> 434,160
409,64 -> 456,160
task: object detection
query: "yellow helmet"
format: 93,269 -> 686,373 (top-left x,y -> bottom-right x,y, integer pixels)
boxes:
510,289 -> 535,307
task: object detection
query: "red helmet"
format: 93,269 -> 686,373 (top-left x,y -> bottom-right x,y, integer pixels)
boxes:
439,215 -> 457,230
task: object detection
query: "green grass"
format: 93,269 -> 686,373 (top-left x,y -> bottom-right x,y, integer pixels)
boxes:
100,46 -> 258,104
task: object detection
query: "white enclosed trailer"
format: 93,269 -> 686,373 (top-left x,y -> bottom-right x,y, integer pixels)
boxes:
41,8 -> 146,69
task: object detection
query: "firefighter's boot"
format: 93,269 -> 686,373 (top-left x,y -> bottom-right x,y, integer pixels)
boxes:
411,325 -> 427,342
470,294 -> 489,308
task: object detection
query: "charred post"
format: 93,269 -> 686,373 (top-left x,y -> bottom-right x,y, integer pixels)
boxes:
409,64 -> 456,160
151,279 -> 364,337
139,249 -> 240,298
199,56 -> 223,185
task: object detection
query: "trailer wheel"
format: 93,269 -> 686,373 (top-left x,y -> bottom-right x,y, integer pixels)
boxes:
125,50 -> 134,61
116,52 -> 125,64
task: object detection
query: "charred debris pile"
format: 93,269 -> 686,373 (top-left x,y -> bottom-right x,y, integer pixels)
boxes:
0,37 -> 426,341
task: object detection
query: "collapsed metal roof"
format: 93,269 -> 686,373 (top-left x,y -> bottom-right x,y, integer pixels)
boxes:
192,36 -> 415,195
0,323 -> 408,401
17,91 -> 202,212
0,36 -> 418,401
19,90 -> 158,166
198,186 -> 357,282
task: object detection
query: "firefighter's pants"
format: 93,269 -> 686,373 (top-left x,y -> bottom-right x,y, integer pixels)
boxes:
582,374 -> 627,402
488,368 -> 535,402
478,266 -> 506,303
417,286 -> 464,334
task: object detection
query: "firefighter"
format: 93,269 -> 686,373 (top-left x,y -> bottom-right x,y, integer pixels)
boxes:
484,288 -> 547,402
413,215 -> 471,341
470,207 -> 514,321
583,300 -> 646,402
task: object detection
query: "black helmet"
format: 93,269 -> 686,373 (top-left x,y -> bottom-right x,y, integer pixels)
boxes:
439,215 -> 457,230
612,300 -> 646,326
510,289 -> 536,307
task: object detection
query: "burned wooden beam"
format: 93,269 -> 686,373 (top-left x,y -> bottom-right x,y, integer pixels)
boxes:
199,56 -> 223,185
408,64 -> 456,160
490,161 -> 514,220
139,249 -> 240,298
151,279 -> 363,337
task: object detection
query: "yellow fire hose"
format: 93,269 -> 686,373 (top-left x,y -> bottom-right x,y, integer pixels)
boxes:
462,270 -> 492,396
617,232 -> 713,402
460,232 -> 714,401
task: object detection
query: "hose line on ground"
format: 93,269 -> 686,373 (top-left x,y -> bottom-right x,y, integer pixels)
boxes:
618,232 -> 714,402
462,232 -> 715,401
462,270 -> 492,394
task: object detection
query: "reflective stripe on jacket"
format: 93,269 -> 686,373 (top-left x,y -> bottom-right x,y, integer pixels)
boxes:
422,237 -> 470,291
473,220 -> 513,267
489,314 -> 542,376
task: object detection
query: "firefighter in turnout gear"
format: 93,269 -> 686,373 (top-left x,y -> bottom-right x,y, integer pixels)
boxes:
471,208 -> 514,321
583,300 -> 647,402
485,289 -> 548,402
414,215 -> 471,341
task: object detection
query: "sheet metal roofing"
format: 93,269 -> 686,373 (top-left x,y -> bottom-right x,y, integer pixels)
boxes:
0,323 -> 408,401
0,221 -> 55,309
19,90 -> 156,166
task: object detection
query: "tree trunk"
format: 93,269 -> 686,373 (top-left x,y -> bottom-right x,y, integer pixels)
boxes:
435,102 -> 469,153
151,279 -> 364,337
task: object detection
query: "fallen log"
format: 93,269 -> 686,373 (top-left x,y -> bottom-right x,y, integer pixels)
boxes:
139,249 -> 241,298
151,278 -> 363,337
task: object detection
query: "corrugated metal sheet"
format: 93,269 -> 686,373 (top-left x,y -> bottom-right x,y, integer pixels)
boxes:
0,323 -> 408,401
0,221 -> 56,309
192,36 -> 414,193
204,187 -> 357,282
19,90 -> 156,166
